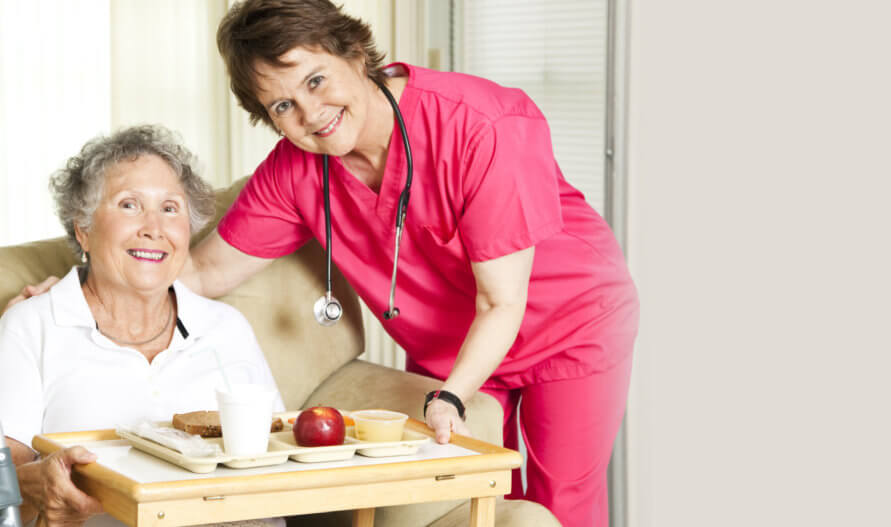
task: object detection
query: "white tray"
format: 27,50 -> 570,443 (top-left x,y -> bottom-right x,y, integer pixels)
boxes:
286,410 -> 431,457
119,412 -> 433,473
350,429 -> 431,457
116,429 -> 292,473
269,431 -> 361,462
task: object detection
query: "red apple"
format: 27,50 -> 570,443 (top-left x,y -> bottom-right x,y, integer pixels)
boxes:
294,406 -> 345,447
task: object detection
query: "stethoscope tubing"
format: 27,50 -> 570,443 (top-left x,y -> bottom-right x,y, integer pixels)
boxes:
380,79 -> 413,229
322,154 -> 333,297
317,80 -> 413,325
379,79 -> 412,319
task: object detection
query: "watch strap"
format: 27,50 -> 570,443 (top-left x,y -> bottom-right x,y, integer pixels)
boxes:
424,389 -> 466,420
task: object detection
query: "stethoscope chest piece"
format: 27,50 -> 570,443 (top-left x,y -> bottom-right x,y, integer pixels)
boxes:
313,294 -> 343,326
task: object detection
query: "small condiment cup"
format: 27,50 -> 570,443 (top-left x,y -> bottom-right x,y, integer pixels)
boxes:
215,383 -> 276,456
351,410 -> 409,442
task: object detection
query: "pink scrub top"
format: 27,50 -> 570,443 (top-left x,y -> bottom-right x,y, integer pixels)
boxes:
218,64 -> 638,389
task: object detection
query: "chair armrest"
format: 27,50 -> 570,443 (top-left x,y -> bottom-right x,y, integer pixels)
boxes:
304,359 -> 504,447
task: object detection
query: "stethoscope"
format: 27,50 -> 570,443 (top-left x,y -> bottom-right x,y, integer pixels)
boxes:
314,81 -> 413,326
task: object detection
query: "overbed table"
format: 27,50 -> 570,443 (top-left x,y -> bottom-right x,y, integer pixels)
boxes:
32,418 -> 521,527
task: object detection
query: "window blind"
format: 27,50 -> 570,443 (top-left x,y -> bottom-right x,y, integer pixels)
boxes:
461,0 -> 608,212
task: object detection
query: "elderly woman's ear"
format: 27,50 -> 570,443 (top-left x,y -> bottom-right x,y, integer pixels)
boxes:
74,223 -> 89,256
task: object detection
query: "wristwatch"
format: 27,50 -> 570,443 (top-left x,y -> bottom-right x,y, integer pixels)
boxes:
424,389 -> 466,420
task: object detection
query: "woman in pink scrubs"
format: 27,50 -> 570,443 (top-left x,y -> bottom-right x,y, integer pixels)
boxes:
194,1 -> 636,525
191,3 -> 641,524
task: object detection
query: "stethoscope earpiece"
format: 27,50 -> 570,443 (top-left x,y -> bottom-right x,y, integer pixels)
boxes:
314,294 -> 343,326
315,81 -> 412,327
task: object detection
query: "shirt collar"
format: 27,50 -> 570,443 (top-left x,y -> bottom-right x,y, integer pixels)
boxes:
50,266 -> 203,341
49,267 -> 95,328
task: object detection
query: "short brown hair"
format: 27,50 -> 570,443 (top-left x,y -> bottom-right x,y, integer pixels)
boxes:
217,0 -> 387,130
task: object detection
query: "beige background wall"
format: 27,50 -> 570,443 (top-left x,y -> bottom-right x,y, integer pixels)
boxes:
624,1 -> 890,525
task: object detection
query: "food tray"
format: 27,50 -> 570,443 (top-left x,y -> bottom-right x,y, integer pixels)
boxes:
349,429 -> 431,457
283,410 -> 430,457
116,429 -> 292,473
118,411 -> 432,473
269,431 -> 361,462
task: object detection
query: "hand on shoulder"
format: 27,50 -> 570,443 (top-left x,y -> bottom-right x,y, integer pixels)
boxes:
3,276 -> 60,314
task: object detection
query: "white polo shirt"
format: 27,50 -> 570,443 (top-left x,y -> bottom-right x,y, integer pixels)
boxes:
0,266 -> 285,447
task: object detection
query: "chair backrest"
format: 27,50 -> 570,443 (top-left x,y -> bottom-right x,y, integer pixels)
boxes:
0,176 -> 364,409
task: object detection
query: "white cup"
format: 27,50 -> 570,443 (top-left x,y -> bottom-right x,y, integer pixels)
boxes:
215,383 -> 276,457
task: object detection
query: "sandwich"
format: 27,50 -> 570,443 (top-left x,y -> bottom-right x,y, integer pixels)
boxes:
172,411 -> 283,438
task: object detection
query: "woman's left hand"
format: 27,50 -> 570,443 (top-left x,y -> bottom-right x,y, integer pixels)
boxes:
425,398 -> 471,444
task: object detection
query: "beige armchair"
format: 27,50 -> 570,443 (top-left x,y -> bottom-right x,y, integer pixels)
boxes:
0,177 -> 558,527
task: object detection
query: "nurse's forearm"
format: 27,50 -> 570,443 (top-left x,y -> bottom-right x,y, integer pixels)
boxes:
186,230 -> 275,298
441,301 -> 526,402
441,248 -> 534,401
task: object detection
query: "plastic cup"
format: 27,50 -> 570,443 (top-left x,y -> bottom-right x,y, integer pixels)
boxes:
351,410 -> 408,442
215,383 -> 276,456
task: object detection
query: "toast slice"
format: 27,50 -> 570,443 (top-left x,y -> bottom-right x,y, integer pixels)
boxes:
172,411 -> 283,438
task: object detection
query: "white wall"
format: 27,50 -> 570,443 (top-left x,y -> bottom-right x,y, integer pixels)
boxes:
625,1 -> 891,526
110,0 -> 233,187
0,0 -> 111,246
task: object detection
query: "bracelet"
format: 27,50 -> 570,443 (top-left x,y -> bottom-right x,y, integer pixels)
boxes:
424,389 -> 466,420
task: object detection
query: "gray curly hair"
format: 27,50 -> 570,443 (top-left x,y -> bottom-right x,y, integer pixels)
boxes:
49,125 -> 216,260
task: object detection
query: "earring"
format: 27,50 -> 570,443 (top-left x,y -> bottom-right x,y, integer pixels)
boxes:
81,252 -> 88,264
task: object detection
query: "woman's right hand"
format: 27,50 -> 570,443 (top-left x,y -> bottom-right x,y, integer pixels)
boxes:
3,276 -> 60,313
20,446 -> 103,527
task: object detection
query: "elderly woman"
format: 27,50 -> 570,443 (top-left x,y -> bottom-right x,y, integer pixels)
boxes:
0,125 -> 284,527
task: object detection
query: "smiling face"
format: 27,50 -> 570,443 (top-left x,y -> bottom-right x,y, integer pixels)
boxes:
75,154 -> 190,298
253,46 -> 380,157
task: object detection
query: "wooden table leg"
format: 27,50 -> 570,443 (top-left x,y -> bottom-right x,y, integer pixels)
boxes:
470,496 -> 496,527
352,507 -> 375,527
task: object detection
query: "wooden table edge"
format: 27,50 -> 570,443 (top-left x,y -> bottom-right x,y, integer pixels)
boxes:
32,420 -> 522,503
32,432 -> 140,496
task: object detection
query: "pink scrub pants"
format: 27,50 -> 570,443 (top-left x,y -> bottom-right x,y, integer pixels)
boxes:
481,355 -> 633,527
